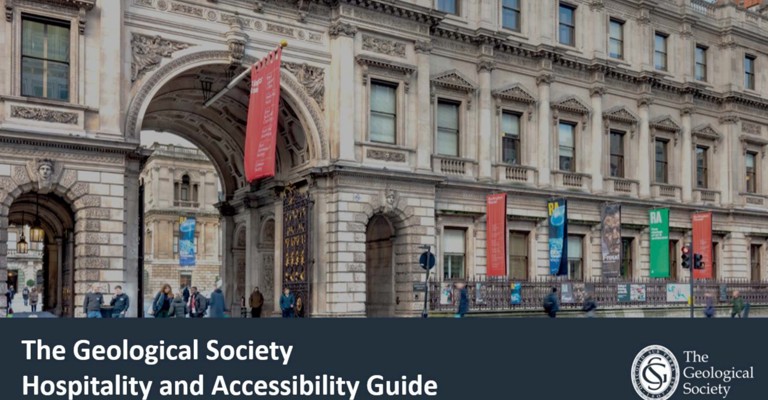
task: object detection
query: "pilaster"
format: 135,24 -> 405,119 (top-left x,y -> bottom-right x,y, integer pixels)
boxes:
329,21 -> 358,161
590,86 -> 604,192
680,107 -> 693,203
536,73 -> 553,186
415,40 -> 433,171
477,60 -> 495,181
637,96 -> 652,198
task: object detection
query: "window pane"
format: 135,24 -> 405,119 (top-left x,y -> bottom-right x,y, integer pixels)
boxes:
371,83 -> 396,113
502,137 -> 519,165
47,24 -> 70,62
695,47 -> 705,64
610,132 -> 623,154
22,20 -> 45,58
438,102 -> 459,130
503,0 -> 520,8
444,229 -> 465,251
609,20 -> 622,39
745,57 -> 754,73
567,236 -> 582,259
47,62 -> 69,101
609,39 -> 622,59
438,129 -> 459,156
559,6 -> 574,25
746,153 -> 755,169
502,112 -> 519,136
655,141 -> 666,162
559,26 -> 573,46
655,34 -> 666,51
370,114 -> 396,143
21,57 -> 45,97
437,0 -> 457,14
559,123 -> 574,147
509,232 -> 527,279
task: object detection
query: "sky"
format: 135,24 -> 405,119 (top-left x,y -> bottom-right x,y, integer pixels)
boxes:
140,130 -> 196,148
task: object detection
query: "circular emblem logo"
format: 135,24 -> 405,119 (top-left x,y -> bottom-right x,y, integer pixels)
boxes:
631,345 -> 680,400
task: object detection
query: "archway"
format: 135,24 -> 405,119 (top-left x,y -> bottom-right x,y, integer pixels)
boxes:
7,192 -> 75,316
366,214 -> 396,317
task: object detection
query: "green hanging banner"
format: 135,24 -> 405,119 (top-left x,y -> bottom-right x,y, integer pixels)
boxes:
649,208 -> 670,278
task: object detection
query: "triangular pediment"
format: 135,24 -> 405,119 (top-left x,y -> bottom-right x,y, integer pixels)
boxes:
603,106 -> 639,124
650,115 -> 681,132
551,95 -> 591,114
431,69 -> 477,93
692,123 -> 722,141
492,83 -> 536,104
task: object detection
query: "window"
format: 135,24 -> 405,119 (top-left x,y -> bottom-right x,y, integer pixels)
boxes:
669,240 -> 678,280
370,81 -> 397,144
180,272 -> 192,289
567,235 -> 583,280
501,111 -> 521,165
751,244 -> 761,282
559,4 -> 576,46
443,228 -> 465,279
558,122 -> 576,172
608,19 -> 624,59
173,234 -> 179,256
21,16 -> 70,101
695,45 -> 707,81
696,146 -> 708,189
746,152 -> 757,193
655,140 -> 668,184
745,55 -> 756,90
437,100 -> 460,157
654,33 -> 668,71
620,238 -> 633,279
609,131 -> 625,178
437,0 -> 457,15
180,175 -> 190,202
509,232 -> 528,280
502,0 -> 521,31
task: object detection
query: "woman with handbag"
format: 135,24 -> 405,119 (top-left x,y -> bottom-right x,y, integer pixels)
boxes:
151,284 -> 174,318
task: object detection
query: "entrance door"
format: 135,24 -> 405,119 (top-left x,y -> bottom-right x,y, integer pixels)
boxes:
7,270 -> 18,294
365,215 -> 395,317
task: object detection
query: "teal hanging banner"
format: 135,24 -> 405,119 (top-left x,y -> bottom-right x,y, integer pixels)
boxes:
547,199 -> 568,276
179,216 -> 196,267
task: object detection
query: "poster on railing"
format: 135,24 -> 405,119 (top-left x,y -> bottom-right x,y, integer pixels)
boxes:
179,216 -> 196,267
439,283 -> 453,305
649,208 -> 670,278
510,283 -> 521,305
561,283 -> 574,303
486,193 -> 508,277
601,203 -> 622,277
547,198 -> 568,276
692,211 -> 713,279
475,282 -> 484,304
666,283 -> 690,303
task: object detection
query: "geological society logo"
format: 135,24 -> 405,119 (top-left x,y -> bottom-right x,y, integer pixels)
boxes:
631,345 -> 680,400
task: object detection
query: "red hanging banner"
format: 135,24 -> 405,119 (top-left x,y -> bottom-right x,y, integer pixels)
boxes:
245,45 -> 282,182
486,193 -> 508,277
692,212 -> 713,279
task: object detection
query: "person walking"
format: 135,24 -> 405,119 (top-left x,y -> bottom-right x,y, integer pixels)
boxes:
110,285 -> 130,318
582,292 -> 597,318
170,293 -> 187,318
704,292 -> 715,318
83,285 -> 104,318
22,286 -> 29,307
29,287 -> 39,313
455,282 -> 469,318
152,284 -> 174,318
731,290 -> 745,318
182,285 -> 190,304
543,287 -> 560,318
280,287 -> 295,318
249,287 -> 265,318
187,286 -> 207,318
208,287 -> 228,318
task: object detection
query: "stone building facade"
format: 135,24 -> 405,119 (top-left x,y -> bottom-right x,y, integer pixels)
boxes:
1,0 -> 768,317
140,143 -> 222,307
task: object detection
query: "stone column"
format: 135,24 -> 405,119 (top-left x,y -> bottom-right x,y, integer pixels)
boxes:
273,197 -> 284,315
637,97 -> 652,198
329,21 -> 358,161
680,107 -> 693,203
0,214 -> 7,316
218,211 -> 235,304
415,41 -> 433,171
590,86 -> 605,192
536,74 -> 553,186
56,237 -> 63,316
477,60 -> 495,181
123,156 -> 141,317
98,1 -> 123,134
719,114 -> 740,206
679,23 -> 694,81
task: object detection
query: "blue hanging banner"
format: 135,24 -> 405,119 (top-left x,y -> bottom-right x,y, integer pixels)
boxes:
547,198 -> 568,276
179,216 -> 196,267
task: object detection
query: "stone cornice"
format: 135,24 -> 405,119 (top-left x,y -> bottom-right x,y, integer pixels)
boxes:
0,132 -> 137,156
355,54 -> 417,75
332,0 -> 445,26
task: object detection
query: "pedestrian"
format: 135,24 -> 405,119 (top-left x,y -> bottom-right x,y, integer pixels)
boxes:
208,287 -> 228,318
170,293 -> 187,318
8,285 -> 14,305
249,286 -> 264,318
182,285 -> 190,304
22,286 -> 29,307
151,284 -> 173,318
730,290 -> 745,318
29,287 -> 39,312
187,286 -> 207,318
543,287 -> 560,318
110,285 -> 130,318
83,284 -> 104,318
704,292 -> 715,318
5,289 -> 11,311
455,282 -> 469,318
280,287 -> 295,318
582,292 -> 597,318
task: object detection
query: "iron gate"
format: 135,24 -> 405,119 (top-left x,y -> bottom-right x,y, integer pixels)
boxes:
282,187 -> 311,317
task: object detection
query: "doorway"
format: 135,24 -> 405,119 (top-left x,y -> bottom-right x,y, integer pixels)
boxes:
365,215 -> 396,317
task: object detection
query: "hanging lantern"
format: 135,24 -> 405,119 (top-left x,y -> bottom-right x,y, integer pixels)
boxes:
30,193 -> 44,243
16,213 -> 28,254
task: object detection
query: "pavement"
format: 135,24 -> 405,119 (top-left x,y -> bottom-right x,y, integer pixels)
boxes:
7,292 -> 44,314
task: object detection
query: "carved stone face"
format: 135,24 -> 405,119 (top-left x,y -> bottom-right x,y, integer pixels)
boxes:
38,164 -> 53,181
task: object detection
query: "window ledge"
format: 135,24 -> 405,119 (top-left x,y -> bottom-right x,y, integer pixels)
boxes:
501,29 -> 526,40
0,95 -> 97,112
357,141 -> 416,153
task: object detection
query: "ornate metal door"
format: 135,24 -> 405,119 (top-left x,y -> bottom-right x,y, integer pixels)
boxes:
282,188 -> 311,317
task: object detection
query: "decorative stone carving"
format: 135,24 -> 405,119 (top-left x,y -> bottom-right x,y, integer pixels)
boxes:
637,96 -> 654,108
650,115 -> 681,132
477,60 -> 496,73
283,62 -> 325,111
225,15 -> 248,67
431,70 -> 477,93
551,95 -> 591,115
130,33 -> 192,82
603,106 -> 639,125
170,3 -> 204,18
692,124 -> 722,141
362,35 -> 406,58
35,159 -> 56,193
367,149 -> 406,163
6,0 -> 95,23
356,55 -> 416,92
385,188 -> 398,206
719,114 -> 740,125
589,86 -> 605,98
12,165 -> 29,186
492,83 -> 536,104
414,40 -> 432,54
536,74 -> 554,86
743,121 -> 762,135
11,106 -> 78,124
329,21 -> 357,38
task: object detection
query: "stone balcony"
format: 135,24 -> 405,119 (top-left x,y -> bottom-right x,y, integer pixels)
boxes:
494,163 -> 537,186
693,188 -> 721,205
432,155 -> 477,179
604,177 -> 639,197
651,183 -> 682,202
553,171 -> 591,191
740,192 -> 768,209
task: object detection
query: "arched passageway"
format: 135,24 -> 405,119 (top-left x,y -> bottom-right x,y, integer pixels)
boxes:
366,215 -> 396,317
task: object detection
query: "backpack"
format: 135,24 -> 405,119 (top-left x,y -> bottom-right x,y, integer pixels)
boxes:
198,295 -> 209,315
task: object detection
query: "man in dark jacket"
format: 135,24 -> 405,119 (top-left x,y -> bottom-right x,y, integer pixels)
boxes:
280,287 -> 295,318
83,285 -> 104,318
456,282 -> 469,318
110,285 -> 130,318
543,287 -> 560,318
182,285 -> 190,303
208,287 -> 228,318
249,287 -> 265,318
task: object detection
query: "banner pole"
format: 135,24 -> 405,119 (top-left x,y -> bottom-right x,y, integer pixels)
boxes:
203,41 -> 288,108
690,257 -> 694,319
